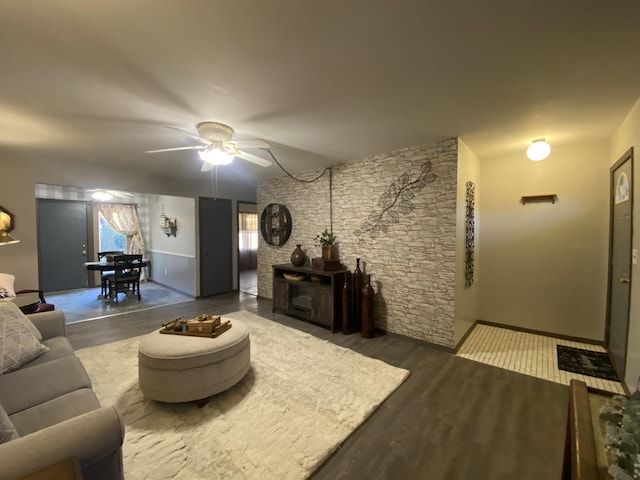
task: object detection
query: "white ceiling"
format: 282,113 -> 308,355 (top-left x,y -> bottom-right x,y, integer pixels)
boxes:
2,1 -> 639,183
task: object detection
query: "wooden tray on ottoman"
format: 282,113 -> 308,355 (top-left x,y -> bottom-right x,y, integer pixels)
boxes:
159,315 -> 232,338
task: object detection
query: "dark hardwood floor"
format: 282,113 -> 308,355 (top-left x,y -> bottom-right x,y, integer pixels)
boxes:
66,292 -> 569,480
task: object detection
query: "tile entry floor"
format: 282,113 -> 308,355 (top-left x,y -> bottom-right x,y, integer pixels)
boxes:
457,324 -> 625,394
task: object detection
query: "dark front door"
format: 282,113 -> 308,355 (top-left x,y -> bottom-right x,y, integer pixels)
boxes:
606,148 -> 634,380
199,197 -> 233,296
37,199 -> 89,292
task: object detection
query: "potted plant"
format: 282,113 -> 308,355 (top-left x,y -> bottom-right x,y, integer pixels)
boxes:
314,230 -> 336,260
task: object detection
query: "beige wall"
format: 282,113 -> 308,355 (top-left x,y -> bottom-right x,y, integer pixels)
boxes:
478,140 -> 610,340
149,195 -> 197,258
148,194 -> 197,296
611,96 -> 640,390
0,151 -> 256,292
454,139 -> 481,346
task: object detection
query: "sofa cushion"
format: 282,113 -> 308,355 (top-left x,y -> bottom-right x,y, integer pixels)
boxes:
0,356 -> 92,415
0,403 -> 18,444
0,300 -> 42,341
9,388 -> 100,437
0,303 -> 49,374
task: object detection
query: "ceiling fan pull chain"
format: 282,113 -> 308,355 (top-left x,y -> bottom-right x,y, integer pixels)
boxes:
210,166 -> 219,199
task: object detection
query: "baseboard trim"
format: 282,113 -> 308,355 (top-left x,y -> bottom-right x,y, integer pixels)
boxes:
380,329 -> 456,354
476,320 -> 605,347
454,320 -> 479,353
148,280 -> 192,298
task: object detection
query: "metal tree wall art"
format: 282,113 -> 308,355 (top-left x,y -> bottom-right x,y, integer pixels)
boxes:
354,161 -> 438,244
465,181 -> 475,289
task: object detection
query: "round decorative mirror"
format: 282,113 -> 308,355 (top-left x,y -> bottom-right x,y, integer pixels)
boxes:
260,204 -> 292,246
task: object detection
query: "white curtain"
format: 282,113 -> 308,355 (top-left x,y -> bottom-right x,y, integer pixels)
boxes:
238,212 -> 258,270
97,204 -> 146,279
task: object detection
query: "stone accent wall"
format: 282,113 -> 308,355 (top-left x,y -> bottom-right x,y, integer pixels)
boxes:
258,138 -> 458,347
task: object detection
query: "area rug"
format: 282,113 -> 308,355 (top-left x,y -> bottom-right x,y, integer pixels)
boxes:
556,345 -> 619,381
75,310 -> 410,480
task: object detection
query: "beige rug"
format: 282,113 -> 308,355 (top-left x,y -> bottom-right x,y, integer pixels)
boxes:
76,310 -> 410,480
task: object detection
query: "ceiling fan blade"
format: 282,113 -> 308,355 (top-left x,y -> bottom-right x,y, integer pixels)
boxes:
164,125 -> 211,145
200,162 -> 214,172
236,150 -> 272,167
145,145 -> 206,153
234,139 -> 271,150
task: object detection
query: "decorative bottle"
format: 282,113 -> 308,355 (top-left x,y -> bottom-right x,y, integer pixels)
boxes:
353,258 -> 363,332
361,274 -> 375,338
290,244 -> 305,267
342,272 -> 352,334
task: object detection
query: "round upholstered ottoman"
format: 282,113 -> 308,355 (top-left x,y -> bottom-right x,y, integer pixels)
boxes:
138,318 -> 250,403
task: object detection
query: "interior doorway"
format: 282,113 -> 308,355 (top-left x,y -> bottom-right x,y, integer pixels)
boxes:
238,202 -> 258,296
606,147 -> 634,381
199,197 -> 233,297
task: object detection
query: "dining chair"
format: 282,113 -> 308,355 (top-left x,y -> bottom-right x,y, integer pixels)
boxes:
104,254 -> 143,304
97,250 -> 123,296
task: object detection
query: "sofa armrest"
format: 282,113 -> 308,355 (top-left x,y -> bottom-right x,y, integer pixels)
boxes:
0,406 -> 125,480
28,310 -> 66,340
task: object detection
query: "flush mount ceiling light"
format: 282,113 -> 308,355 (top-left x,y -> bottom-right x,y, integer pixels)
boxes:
526,139 -> 551,161
91,189 -> 113,201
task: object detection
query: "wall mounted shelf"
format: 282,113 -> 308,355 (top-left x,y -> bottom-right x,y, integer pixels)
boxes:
260,204 -> 292,246
520,194 -> 558,205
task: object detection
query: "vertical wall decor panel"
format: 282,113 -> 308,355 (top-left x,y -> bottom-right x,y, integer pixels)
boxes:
258,138 -> 458,347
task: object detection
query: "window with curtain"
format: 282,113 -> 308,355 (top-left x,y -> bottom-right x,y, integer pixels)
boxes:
238,212 -> 258,270
97,203 -> 147,280
98,212 -> 126,252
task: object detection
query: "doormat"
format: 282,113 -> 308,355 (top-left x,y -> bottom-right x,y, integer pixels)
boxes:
556,345 -> 619,382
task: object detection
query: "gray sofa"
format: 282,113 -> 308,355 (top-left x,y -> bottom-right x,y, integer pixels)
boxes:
0,306 -> 125,480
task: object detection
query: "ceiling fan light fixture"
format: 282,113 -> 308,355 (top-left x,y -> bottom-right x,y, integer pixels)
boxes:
199,148 -> 234,166
526,139 -> 551,161
91,190 -> 113,201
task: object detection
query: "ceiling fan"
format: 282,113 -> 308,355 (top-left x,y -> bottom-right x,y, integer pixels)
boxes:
145,122 -> 272,172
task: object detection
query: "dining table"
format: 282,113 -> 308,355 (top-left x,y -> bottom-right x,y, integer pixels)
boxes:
83,259 -> 151,299
83,259 -> 151,273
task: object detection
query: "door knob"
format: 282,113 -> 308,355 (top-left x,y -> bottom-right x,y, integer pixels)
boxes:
620,277 -> 630,284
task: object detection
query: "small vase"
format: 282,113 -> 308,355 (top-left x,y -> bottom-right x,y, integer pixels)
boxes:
322,244 -> 333,260
290,244 -> 305,267
361,274 -> 375,338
